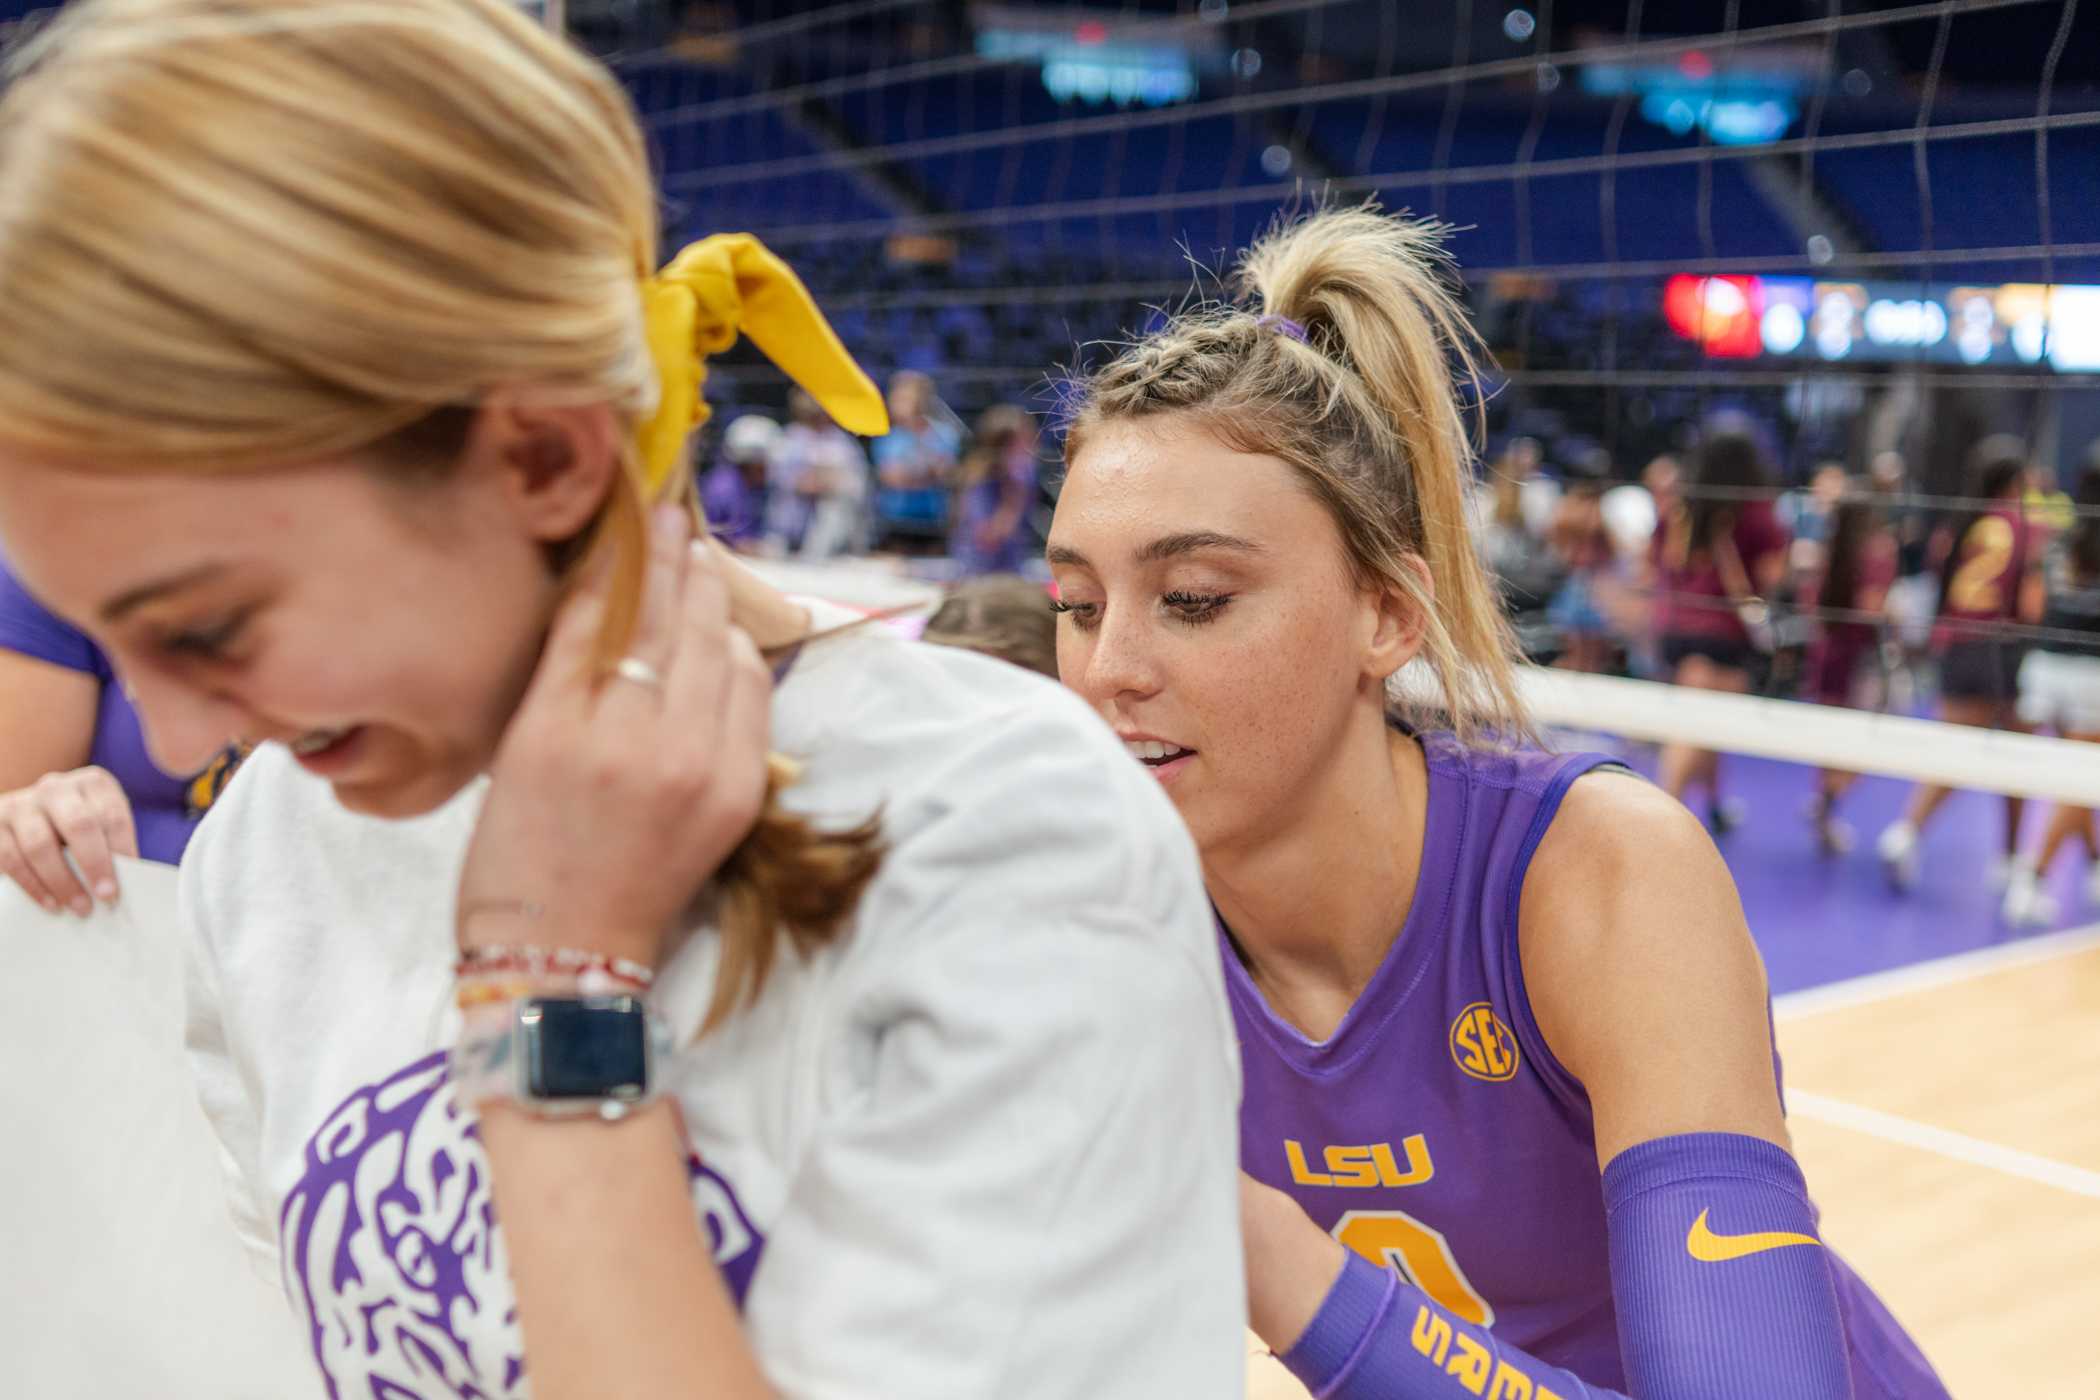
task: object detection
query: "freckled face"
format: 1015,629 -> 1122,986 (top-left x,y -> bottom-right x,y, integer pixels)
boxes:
1048,416 -> 1383,855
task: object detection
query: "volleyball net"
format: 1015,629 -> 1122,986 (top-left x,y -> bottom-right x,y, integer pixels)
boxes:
584,1 -> 2100,919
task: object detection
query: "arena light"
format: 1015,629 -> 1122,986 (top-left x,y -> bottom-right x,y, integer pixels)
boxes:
975,3 -> 1216,109
1661,275 -> 2100,372
1861,297 -> 1948,350
1039,56 -> 1196,106
1663,275 -> 1764,358
1582,42 -> 1816,147
2046,285 -> 2100,372
1701,97 -> 1796,146
1760,299 -> 1807,356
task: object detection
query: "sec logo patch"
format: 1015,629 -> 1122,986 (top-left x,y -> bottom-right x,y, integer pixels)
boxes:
1449,1002 -> 1519,1082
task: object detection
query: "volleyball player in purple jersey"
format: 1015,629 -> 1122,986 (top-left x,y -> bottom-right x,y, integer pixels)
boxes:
1047,207 -> 1947,1400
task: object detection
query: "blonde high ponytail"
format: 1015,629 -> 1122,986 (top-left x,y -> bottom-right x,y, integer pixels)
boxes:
0,0 -> 882,1030
1065,202 -> 1528,744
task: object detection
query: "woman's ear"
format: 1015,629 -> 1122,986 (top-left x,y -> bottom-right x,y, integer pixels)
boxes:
465,392 -> 626,543
1364,554 -> 1434,684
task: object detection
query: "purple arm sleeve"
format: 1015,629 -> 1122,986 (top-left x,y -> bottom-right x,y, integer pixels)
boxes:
1281,1132 -> 1851,1399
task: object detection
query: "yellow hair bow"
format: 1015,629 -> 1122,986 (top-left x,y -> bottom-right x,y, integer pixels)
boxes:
635,232 -> 889,500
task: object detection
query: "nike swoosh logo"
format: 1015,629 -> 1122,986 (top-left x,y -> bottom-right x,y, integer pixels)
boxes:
1685,1208 -> 1821,1263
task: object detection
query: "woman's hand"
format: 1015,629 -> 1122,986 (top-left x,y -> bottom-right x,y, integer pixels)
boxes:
457,504 -> 774,968
1240,1172 -> 1348,1358
0,765 -> 137,915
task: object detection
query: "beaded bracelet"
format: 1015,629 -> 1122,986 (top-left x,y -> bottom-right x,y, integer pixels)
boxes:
454,944 -> 656,988
453,945 -> 654,1012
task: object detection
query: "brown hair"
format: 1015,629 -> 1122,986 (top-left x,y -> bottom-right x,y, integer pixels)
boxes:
922,575 -> 1060,678
0,0 -> 879,1030
1062,203 -> 1527,743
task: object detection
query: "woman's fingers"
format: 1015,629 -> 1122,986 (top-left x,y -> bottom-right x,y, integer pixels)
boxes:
10,789 -> 90,914
663,539 -> 734,704
617,504 -> 695,686
460,514 -> 781,970
657,546 -> 767,839
0,807 -> 62,913
96,768 -> 140,863
529,526 -> 623,707
41,771 -> 123,906
707,626 -> 773,834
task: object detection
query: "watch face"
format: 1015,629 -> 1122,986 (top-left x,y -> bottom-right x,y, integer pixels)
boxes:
522,997 -> 649,1101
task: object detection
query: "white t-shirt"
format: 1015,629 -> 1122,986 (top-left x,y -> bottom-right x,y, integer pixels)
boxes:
180,606 -> 1244,1399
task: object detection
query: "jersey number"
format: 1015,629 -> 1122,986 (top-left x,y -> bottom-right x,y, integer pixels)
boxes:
1948,515 -> 2015,614
1333,1209 -> 1495,1328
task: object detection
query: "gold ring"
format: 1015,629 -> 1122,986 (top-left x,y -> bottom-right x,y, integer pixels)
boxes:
612,656 -> 664,691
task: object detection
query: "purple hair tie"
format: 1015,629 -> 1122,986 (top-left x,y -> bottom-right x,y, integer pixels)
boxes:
1255,313 -> 1309,344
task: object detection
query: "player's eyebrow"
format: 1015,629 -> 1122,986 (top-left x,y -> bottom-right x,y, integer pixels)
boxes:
99,563 -> 228,624
1133,530 -> 1263,564
1045,531 -> 1263,570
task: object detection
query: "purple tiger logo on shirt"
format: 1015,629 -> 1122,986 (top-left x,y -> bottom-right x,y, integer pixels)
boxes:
280,1051 -> 764,1399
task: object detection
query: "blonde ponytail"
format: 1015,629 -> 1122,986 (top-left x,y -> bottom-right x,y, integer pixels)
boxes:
1066,202 -> 1528,744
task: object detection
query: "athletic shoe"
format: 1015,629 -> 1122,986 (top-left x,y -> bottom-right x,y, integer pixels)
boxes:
1708,797 -> 1749,836
2002,865 -> 2058,927
1816,817 -> 1856,857
1988,854 -> 2019,892
1877,821 -> 1920,892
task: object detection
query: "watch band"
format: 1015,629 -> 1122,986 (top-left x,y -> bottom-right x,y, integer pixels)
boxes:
450,994 -> 671,1122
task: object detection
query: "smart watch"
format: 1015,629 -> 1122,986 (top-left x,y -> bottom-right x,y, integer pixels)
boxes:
450,994 -> 671,1122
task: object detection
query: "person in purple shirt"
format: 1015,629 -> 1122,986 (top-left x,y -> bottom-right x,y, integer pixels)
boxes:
1046,207 -> 1946,1399
950,405 -> 1041,575
698,413 -> 780,550
0,549 -> 235,912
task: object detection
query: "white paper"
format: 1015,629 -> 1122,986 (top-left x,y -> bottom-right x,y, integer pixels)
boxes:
0,857 -> 314,1399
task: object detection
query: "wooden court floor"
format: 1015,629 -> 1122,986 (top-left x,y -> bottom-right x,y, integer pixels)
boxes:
1248,928 -> 2100,1399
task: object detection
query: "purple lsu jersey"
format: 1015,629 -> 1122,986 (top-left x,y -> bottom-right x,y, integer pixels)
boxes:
1227,736 -> 1938,1394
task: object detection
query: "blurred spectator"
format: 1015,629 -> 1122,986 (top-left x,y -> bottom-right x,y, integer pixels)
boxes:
1479,460 -> 1568,664
1601,456 -> 1674,678
1871,448 -> 1937,709
952,405 -> 1042,575
1870,449 -> 1928,572
871,370 -> 960,555
769,389 -> 871,560
920,574 -> 1059,679
1651,428 -> 1790,832
1470,436 -> 1558,542
1801,486 -> 1898,854
1641,452 -> 1683,523
1600,476 -> 1661,560
2022,458 -> 2076,533
2004,456 -> 2100,924
1877,438 -> 2046,892
1778,460 -> 1849,549
0,547 -> 239,913
1544,452 -> 1619,673
701,413 -> 780,550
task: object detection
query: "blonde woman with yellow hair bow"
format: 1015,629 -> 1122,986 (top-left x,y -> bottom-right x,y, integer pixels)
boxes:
0,2 -> 1245,1396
